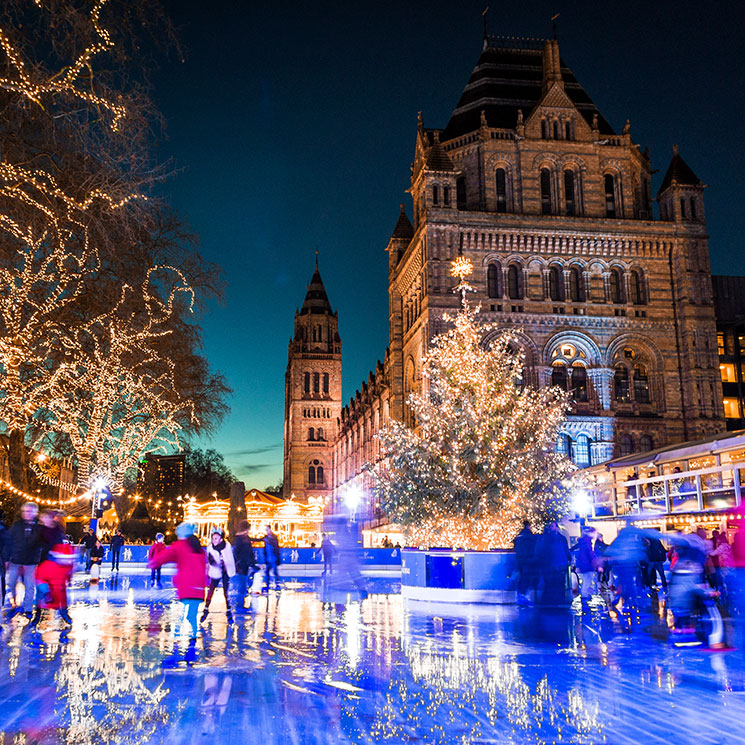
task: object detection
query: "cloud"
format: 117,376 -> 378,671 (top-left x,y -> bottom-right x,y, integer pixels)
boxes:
225,443 -> 282,457
236,462 -> 277,475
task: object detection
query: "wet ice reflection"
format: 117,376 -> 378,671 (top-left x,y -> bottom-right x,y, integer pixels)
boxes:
0,574 -> 743,744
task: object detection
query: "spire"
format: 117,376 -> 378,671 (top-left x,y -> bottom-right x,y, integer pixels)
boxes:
542,39 -> 563,91
299,262 -> 333,315
424,131 -> 455,171
658,145 -> 703,195
391,204 -> 414,241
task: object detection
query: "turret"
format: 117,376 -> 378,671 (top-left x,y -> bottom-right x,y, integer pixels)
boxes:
657,145 -> 705,223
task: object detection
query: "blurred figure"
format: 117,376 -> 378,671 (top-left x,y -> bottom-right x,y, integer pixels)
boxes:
110,529 -> 124,572
201,527 -> 236,624
534,521 -> 570,606
148,533 -> 166,588
6,501 -> 41,619
149,521 -> 206,665
732,523 -> 745,615
28,542 -> 75,630
513,521 -> 537,605
263,525 -> 281,591
79,528 -> 96,571
606,526 -> 647,626
38,509 -> 64,564
644,534 -> 668,592
711,533 -> 735,604
574,526 -> 599,611
231,520 -> 257,611
321,532 -> 336,577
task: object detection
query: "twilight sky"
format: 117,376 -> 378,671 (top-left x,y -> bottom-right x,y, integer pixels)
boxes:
153,0 -> 745,488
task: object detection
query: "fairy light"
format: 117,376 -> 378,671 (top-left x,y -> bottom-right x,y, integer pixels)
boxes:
372,258 -> 577,549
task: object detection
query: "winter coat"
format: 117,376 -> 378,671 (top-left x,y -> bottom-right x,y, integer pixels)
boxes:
8,518 -> 42,565
513,527 -> 536,568
110,534 -> 125,552
574,534 -> 597,573
80,533 -> 97,550
232,534 -> 256,575
89,545 -> 104,564
35,554 -> 74,609
535,529 -> 570,571
149,537 -> 206,600
263,533 -> 281,566
645,537 -> 667,563
148,541 -> 167,561
206,541 -> 236,579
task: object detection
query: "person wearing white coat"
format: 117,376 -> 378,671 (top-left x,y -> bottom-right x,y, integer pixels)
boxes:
201,528 -> 236,624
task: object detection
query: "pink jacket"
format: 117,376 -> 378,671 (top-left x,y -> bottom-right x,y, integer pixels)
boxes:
149,539 -> 206,600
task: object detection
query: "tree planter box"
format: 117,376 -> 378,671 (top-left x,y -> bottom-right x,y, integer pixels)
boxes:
401,548 -> 517,604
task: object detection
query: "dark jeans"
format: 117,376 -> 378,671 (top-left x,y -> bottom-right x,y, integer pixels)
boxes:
150,567 -> 162,586
517,563 -> 537,596
111,549 -> 121,571
540,567 -> 568,605
205,572 -> 230,611
647,561 -> 667,589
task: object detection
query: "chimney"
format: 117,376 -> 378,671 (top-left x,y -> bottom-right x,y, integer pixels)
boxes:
542,39 -> 563,92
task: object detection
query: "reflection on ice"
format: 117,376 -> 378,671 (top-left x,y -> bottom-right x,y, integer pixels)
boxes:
0,574 -> 743,744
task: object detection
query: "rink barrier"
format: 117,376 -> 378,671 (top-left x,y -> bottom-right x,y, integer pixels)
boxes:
96,545 -> 403,570
401,549 -> 517,604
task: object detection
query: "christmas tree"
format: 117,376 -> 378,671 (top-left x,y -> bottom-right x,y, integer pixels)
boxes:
372,257 -> 575,549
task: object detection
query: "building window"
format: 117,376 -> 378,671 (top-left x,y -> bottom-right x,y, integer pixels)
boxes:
549,266 -> 563,301
308,465 -> 316,484
690,197 -> 696,220
323,373 -> 329,394
620,434 -> 634,456
723,398 -> 742,419
496,168 -> 508,213
304,372 -> 310,393
487,262 -> 502,298
308,427 -> 315,441
571,366 -> 588,402
569,266 -> 584,302
717,332 -> 726,356
507,264 -> 522,299
633,365 -> 650,404
572,435 -> 591,468
564,170 -> 576,216
456,177 -> 467,209
432,185 -> 439,205
630,270 -> 645,305
317,427 -> 324,441
557,433 -> 571,455
551,364 -> 568,389
540,168 -> 552,215
313,372 -> 320,393
604,173 -> 617,218
541,119 -> 549,139
680,198 -> 687,219
609,267 -> 624,304
553,120 -> 560,139
639,434 -> 654,452
565,120 -> 573,140
317,466 -> 324,484
443,186 -> 450,206
720,363 -> 737,383
614,364 -> 630,402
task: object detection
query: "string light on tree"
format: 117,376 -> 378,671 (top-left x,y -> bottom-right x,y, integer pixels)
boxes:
372,255 -> 578,549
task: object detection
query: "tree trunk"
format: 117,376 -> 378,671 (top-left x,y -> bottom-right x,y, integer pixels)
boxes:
8,428 -> 30,492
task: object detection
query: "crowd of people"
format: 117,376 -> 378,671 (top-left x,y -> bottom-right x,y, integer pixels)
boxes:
512,518 -> 745,645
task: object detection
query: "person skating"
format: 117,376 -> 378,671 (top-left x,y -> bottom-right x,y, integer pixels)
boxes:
534,521 -> 571,606
645,535 -> 668,591
574,526 -> 600,611
512,521 -> 537,605
263,525 -> 281,591
201,527 -> 236,624
27,542 -> 75,630
89,539 -> 104,582
79,528 -> 96,571
148,522 -> 206,665
231,521 -> 256,612
148,533 -> 166,587
321,533 -> 336,577
110,530 -> 124,572
6,502 -> 42,620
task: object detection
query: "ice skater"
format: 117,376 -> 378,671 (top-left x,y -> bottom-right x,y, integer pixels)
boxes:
148,522 -> 206,665
148,533 -> 166,587
201,527 -> 236,624
28,542 -> 75,630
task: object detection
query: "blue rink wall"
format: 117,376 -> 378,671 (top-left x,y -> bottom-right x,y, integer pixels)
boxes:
97,545 -> 403,568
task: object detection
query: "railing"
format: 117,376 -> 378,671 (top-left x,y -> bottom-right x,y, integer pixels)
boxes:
589,463 -> 743,519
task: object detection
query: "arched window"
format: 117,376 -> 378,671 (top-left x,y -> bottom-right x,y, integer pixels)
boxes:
620,434 -> 634,456
323,373 -> 330,394
689,197 -> 697,220
614,364 -> 630,402
633,365 -> 650,404
572,435 -> 591,468
551,364 -> 568,389
507,264 -> 522,299
571,366 -> 588,402
630,270 -> 645,305
317,466 -> 324,484
604,174 -> 617,218
557,433 -> 571,455
487,262 -> 502,298
553,120 -> 560,140
541,119 -> 549,139
495,168 -> 508,213
443,185 -> 450,206
569,266 -> 584,302
304,372 -> 310,393
456,177 -> 467,209
639,434 -> 654,452
548,266 -> 563,301
540,168 -> 552,215
565,120 -> 573,140
317,427 -> 324,440
432,185 -> 439,205
564,170 -> 576,216
313,372 -> 320,393
308,466 -> 316,484
308,427 -> 315,441
609,267 -> 624,304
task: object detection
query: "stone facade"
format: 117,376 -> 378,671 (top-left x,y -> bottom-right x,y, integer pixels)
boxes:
285,37 -> 726,517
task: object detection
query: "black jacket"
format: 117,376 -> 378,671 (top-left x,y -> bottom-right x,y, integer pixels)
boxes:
513,527 -> 536,567
8,518 -> 42,565
110,534 -> 125,551
232,534 -> 256,574
90,544 -> 105,563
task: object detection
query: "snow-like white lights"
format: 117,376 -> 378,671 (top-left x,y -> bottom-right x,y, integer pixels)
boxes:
571,488 -> 591,517
344,485 -> 363,512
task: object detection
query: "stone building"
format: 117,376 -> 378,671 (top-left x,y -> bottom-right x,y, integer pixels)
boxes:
282,261 -> 342,501
285,36 -> 725,517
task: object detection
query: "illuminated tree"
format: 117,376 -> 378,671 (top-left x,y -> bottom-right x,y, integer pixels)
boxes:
372,258 -> 575,549
0,1 -> 228,494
